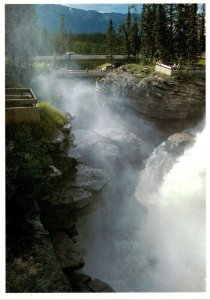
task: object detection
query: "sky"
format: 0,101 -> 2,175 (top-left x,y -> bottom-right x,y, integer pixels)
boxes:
65,4 -> 142,14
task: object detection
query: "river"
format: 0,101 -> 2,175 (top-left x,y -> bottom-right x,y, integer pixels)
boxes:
32,74 -> 206,292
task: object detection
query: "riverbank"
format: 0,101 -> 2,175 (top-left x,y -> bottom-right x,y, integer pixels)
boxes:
97,65 -> 205,120
6,103 -> 115,292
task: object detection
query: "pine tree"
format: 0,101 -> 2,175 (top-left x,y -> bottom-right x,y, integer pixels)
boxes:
130,5 -> 140,61
154,4 -> 170,61
140,4 -> 157,62
186,4 -> 198,62
166,4 -> 175,61
174,4 -> 189,62
106,19 -> 115,63
198,4 -> 205,54
119,5 -> 132,61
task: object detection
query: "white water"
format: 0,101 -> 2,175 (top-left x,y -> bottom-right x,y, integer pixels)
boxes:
135,128 -> 206,291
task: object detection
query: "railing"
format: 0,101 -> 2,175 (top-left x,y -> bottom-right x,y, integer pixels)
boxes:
5,88 -> 40,124
155,62 -> 205,76
6,88 -> 37,108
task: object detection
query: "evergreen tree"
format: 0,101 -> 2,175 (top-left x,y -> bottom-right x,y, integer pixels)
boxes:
140,4 -> 157,62
174,4 -> 189,61
106,19 -> 115,63
119,5 -> 132,61
166,4 -> 175,61
154,4 -> 170,61
198,4 -> 205,53
130,5 -> 141,61
186,4 -> 198,62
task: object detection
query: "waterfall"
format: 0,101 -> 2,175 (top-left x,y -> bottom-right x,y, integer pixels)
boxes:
135,128 -> 206,291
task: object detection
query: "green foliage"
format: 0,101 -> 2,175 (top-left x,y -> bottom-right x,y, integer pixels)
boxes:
140,4 -> 205,64
6,124 -> 53,201
197,59 -> 205,66
6,102 -> 67,200
106,19 -> 115,62
118,5 -> 141,62
126,63 -> 154,74
38,101 -> 66,138
173,67 -> 192,82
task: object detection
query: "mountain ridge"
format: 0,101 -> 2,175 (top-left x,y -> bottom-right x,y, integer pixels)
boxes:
36,4 -> 141,34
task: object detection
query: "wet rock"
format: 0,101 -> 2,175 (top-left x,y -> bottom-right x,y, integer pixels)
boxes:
62,122 -> 72,134
87,279 -> 115,292
94,128 -> 143,164
99,70 -> 205,120
48,165 -> 63,177
69,164 -> 109,192
51,230 -> 85,270
64,271 -> 115,292
54,130 -> 65,144
64,224 -> 78,238
56,155 -> 77,175
39,202 -> 76,229
47,186 -> 93,209
6,221 -> 71,292
53,130 -> 69,151
167,132 -> 194,147
64,271 -> 92,292
71,129 -> 144,168
165,132 -> 194,155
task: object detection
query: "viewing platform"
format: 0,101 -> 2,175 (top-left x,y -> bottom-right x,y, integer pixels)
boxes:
6,88 -> 40,124
155,62 -> 205,76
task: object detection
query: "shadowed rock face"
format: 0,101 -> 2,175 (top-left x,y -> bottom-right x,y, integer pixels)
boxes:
69,128 -> 145,169
98,69 -> 205,120
50,230 -> 85,270
6,219 -> 72,293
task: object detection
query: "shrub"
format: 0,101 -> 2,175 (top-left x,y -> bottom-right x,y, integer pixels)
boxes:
38,101 -> 66,138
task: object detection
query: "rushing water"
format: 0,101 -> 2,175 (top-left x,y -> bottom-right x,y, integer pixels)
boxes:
32,74 -> 206,292
77,128 -> 205,292
134,129 -> 206,292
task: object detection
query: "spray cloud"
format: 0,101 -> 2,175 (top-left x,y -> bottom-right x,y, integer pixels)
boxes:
135,128 -> 206,292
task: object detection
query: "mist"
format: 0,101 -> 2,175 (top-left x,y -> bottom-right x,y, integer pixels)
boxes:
31,72 -> 206,292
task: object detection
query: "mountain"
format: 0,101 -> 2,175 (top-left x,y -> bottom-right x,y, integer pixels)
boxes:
36,4 -> 141,34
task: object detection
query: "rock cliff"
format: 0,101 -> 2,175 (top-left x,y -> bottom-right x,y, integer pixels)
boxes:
98,68 -> 205,120
6,117 -> 115,293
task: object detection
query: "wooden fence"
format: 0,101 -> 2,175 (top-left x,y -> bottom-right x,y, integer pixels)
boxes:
5,88 -> 40,124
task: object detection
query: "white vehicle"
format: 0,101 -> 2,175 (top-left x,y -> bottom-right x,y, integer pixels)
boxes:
66,52 -> 77,55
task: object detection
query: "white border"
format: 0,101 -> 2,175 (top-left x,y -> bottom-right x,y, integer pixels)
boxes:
1,1 -> 209,299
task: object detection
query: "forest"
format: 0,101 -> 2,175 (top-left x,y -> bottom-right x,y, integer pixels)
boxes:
6,4 -> 205,69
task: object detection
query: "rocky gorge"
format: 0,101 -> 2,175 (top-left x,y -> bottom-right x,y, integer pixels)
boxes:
6,67 -> 205,293
97,67 -> 205,120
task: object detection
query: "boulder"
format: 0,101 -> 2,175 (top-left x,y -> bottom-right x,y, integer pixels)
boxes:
48,165 -> 63,177
39,203 -> 76,229
50,230 -> 85,270
86,279 -> 115,292
165,132 -> 194,155
70,129 -> 144,168
64,271 -> 115,292
69,164 -> 109,192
